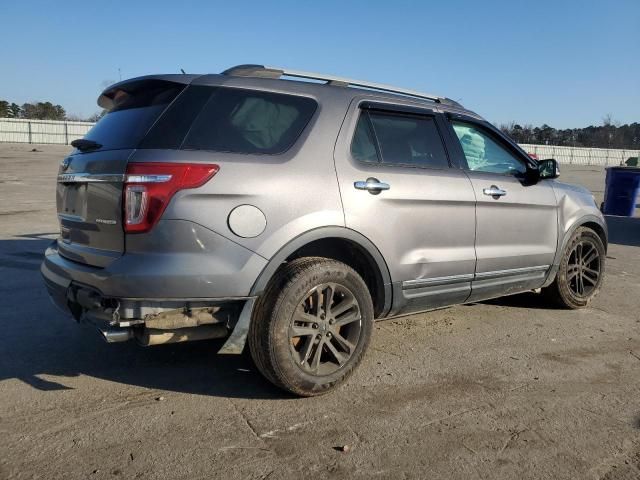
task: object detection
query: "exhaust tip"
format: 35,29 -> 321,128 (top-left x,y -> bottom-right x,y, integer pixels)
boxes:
100,328 -> 134,343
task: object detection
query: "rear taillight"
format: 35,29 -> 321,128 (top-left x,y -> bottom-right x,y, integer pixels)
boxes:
123,162 -> 219,233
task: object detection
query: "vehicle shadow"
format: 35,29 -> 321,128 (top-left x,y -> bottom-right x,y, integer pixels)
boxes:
479,291 -> 559,310
605,215 -> 640,247
0,234 -> 288,400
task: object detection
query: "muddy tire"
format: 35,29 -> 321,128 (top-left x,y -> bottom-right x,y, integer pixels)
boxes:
542,227 -> 605,309
248,257 -> 374,397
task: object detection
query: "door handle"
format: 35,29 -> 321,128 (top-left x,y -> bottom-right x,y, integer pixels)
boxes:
483,185 -> 507,197
354,177 -> 390,195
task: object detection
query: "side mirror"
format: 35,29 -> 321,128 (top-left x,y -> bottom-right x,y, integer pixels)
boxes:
523,164 -> 540,185
538,159 -> 560,179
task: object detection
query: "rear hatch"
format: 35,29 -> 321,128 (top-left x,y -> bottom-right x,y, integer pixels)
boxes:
56,78 -> 188,267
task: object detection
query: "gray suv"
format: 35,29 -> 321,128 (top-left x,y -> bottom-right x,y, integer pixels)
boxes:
42,65 -> 607,396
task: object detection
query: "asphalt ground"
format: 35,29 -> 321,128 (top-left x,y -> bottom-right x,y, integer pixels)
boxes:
1,144 -> 639,479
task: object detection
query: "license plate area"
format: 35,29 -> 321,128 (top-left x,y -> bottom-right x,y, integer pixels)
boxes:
60,183 -> 88,219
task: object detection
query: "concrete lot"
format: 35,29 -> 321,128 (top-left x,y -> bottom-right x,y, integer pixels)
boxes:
1,144 -> 639,480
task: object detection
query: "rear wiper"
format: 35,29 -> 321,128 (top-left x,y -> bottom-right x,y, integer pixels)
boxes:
70,139 -> 102,152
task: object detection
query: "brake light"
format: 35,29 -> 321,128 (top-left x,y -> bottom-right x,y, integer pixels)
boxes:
123,162 -> 219,233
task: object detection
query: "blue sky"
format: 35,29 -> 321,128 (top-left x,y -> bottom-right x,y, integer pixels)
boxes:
3,0 -> 639,128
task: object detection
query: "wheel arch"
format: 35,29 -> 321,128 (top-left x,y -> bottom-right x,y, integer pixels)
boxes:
542,214 -> 608,287
581,220 -> 608,252
249,227 -> 392,318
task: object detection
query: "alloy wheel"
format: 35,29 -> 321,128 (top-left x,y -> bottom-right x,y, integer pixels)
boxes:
289,283 -> 362,376
567,239 -> 601,298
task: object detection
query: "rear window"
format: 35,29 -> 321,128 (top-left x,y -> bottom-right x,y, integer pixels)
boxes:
82,81 -> 184,151
140,86 -> 317,154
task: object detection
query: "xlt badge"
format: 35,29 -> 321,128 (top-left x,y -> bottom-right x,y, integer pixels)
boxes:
95,218 -> 117,225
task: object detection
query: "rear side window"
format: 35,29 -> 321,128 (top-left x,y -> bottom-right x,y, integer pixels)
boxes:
141,86 -> 317,154
351,110 -> 449,169
351,113 -> 379,162
83,81 -> 184,151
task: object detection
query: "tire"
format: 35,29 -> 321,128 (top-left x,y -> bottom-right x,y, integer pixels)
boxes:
542,227 -> 605,309
248,257 -> 374,397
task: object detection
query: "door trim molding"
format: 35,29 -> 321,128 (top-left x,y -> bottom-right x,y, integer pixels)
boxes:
474,265 -> 550,280
402,273 -> 473,290
402,265 -> 550,290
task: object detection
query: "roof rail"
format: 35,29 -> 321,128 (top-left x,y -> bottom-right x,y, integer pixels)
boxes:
222,64 -> 462,107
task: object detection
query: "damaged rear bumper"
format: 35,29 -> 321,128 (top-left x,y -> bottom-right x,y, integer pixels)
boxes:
41,241 -> 257,351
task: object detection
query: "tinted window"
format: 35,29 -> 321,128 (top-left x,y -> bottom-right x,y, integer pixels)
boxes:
351,110 -> 449,169
142,86 -> 317,154
139,86 -> 212,150
351,113 -> 379,162
185,88 -> 316,154
452,122 -> 526,175
82,82 -> 184,151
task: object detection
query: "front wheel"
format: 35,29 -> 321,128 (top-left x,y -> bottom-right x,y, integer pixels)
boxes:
248,257 -> 374,397
542,227 -> 605,309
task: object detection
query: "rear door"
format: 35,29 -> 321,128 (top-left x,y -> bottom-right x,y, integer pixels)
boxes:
334,100 -> 477,315
444,116 -> 558,301
56,80 -> 185,267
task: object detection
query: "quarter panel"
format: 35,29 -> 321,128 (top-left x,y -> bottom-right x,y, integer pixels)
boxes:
141,92 -> 348,261
552,180 -> 604,248
541,181 -> 607,286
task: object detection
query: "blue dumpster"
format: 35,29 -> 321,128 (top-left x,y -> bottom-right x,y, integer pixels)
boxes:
603,167 -> 640,216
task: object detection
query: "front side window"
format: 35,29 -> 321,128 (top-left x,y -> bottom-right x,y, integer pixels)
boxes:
452,122 -> 526,175
351,110 -> 449,169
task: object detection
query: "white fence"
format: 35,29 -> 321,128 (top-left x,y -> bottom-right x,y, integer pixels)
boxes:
0,118 -> 94,145
1,117 -> 638,166
519,144 -> 639,167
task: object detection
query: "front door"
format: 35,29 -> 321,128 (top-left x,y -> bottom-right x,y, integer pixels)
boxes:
334,100 -> 477,315
446,117 -> 558,301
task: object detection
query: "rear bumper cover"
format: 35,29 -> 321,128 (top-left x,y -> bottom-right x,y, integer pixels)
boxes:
41,257 -> 72,313
41,220 -> 268,307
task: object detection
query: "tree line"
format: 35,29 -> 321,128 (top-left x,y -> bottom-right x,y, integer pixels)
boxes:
0,99 -> 102,122
1,97 -> 637,149
499,116 -> 640,150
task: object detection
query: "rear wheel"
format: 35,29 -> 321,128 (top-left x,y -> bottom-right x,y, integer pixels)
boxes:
542,227 -> 605,309
248,257 -> 373,396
